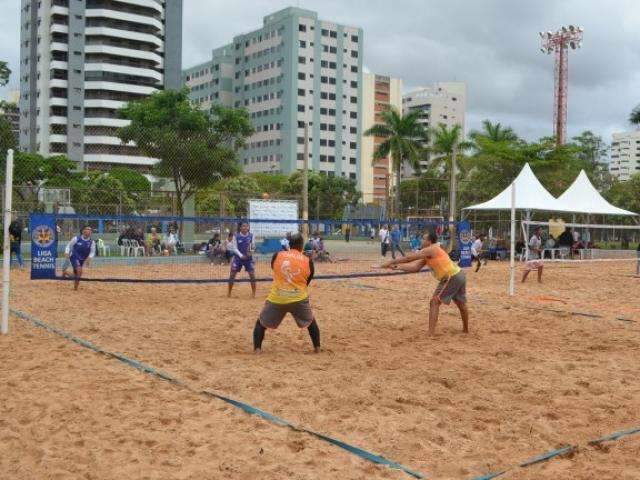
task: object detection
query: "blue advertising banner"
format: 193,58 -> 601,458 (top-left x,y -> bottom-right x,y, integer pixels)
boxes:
30,214 -> 58,280
457,220 -> 473,268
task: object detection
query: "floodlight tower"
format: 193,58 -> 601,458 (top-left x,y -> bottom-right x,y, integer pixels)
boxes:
539,26 -> 584,146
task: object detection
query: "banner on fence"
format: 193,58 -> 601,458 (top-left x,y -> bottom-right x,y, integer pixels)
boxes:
30,214 -> 58,280
457,220 -> 473,268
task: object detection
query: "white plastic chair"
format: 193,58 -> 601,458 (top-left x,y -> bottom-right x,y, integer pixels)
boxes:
98,240 -> 111,257
131,240 -> 145,257
120,239 -> 132,257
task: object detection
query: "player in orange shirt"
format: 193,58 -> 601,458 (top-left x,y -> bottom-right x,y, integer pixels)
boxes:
377,232 -> 469,336
253,233 -> 320,353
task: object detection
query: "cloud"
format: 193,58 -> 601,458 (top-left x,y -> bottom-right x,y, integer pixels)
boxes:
1,0 -> 638,143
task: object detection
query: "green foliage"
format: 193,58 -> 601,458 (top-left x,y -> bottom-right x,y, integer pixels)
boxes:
605,174 -> 640,216
630,105 -> 640,126
0,116 -> 15,160
285,171 -> 360,219
72,173 -> 136,215
108,167 -> 151,193
118,89 -> 254,218
364,106 -> 427,218
0,61 -> 10,86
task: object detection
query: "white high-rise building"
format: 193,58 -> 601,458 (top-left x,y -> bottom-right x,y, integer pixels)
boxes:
402,82 -> 466,175
610,130 -> 640,181
182,7 -> 364,183
19,0 -> 183,169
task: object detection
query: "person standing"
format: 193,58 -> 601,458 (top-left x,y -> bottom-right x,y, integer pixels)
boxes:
377,232 -> 469,337
390,224 -> 405,260
63,226 -> 96,291
8,215 -> 24,269
253,233 -> 320,353
471,234 -> 488,272
228,222 -> 257,298
522,227 -> 544,283
345,226 -> 351,243
379,224 -> 390,257
369,226 -> 376,244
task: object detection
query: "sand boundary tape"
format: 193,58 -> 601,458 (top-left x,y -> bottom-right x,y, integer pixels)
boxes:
11,308 -> 425,480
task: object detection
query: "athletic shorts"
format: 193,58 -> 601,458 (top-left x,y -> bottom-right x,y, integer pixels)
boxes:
70,255 -> 86,273
525,259 -> 544,270
433,271 -> 467,305
231,256 -> 255,273
259,299 -> 314,329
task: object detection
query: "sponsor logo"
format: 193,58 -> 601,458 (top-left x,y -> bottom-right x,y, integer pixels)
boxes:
32,225 -> 55,249
459,229 -> 473,244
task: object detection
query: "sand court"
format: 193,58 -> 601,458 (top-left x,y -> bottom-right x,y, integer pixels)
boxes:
1,261 -> 639,479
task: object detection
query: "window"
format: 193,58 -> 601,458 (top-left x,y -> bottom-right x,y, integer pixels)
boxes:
297,137 -> 305,145
320,108 -> 328,115
298,72 -> 306,80
298,88 -> 305,96
351,66 -> 358,73
320,139 -> 328,146
350,142 -> 357,149
299,40 -> 306,48
298,121 -> 305,128
328,156 -> 336,163
330,31 -> 337,38
298,105 -> 306,112
350,96 -> 357,104
351,35 -> 359,43
350,127 -> 357,134
298,56 -> 306,64
350,112 -> 358,119
349,173 -> 357,180
351,50 -> 358,58
299,24 -> 307,32
328,140 -> 335,147
350,81 -> 358,88
350,157 -> 357,165
321,29 -> 329,36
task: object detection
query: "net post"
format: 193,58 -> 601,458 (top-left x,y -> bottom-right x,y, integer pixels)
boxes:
2,149 -> 14,335
302,122 -> 309,239
509,183 -> 516,297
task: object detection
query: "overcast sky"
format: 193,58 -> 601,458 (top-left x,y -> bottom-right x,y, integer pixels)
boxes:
1,0 -> 638,143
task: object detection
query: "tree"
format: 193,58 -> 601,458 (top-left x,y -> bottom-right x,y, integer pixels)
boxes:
364,107 -> 426,219
605,174 -> 640,216
630,105 -> 640,126
284,172 -> 360,219
117,89 -> 254,231
0,116 -> 16,161
0,61 -> 10,86
470,120 -> 518,144
73,172 -> 136,215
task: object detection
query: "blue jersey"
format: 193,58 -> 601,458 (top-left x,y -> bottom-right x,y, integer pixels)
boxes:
234,232 -> 254,257
391,230 -> 402,244
69,235 -> 95,261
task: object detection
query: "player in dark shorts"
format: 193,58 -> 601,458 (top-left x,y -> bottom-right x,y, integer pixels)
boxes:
228,222 -> 257,298
63,226 -> 96,291
377,232 -> 469,336
253,233 -> 320,353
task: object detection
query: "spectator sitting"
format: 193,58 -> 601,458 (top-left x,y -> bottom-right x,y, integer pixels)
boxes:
133,228 -> 147,255
223,232 -> 235,263
207,233 -> 225,263
303,238 -> 315,258
162,227 -> 179,255
147,227 -> 162,255
544,235 -> 556,258
314,234 -> 334,263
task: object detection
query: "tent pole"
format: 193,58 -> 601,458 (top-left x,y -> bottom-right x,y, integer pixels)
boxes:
509,184 -> 516,297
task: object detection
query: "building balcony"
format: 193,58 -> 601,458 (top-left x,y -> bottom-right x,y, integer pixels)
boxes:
84,117 -> 130,128
83,153 -> 158,166
85,27 -> 163,48
85,62 -> 163,82
86,8 -> 163,32
84,80 -> 158,95
50,42 -> 69,52
84,99 -> 127,109
84,44 -> 163,65
50,23 -> 69,35
50,5 -> 69,16
109,0 -> 163,14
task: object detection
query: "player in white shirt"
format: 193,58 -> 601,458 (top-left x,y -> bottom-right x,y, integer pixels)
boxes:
522,227 -> 544,283
471,234 -> 487,272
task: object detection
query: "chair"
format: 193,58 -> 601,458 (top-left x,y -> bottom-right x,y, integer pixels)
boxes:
131,240 -> 145,257
98,239 -> 111,257
120,239 -> 132,257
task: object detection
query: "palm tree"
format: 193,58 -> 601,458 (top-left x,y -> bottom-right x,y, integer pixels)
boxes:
630,105 -> 640,127
469,120 -> 518,144
429,123 -> 473,224
364,107 -> 426,219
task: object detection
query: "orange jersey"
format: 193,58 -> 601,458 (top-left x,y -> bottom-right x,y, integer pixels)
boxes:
426,245 -> 461,281
268,250 -> 312,304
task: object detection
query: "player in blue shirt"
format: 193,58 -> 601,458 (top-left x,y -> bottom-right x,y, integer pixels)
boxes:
228,222 -> 257,298
63,225 -> 96,290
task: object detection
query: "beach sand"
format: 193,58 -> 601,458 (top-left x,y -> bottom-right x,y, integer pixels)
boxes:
1,260 -> 639,479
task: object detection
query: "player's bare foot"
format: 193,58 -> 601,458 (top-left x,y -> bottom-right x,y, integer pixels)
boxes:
254,348 -> 262,355
313,347 -> 321,354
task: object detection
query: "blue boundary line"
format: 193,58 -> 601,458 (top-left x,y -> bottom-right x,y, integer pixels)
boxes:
469,432 -> 640,479
11,308 -> 425,480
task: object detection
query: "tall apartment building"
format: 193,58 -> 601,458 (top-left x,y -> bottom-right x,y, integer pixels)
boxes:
182,7 -> 364,183
360,73 -> 402,204
609,130 -> 640,181
182,44 -> 235,111
402,82 -> 466,175
19,0 -> 183,168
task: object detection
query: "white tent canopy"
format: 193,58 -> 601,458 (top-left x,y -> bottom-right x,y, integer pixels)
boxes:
464,163 -> 574,212
557,170 -> 638,216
